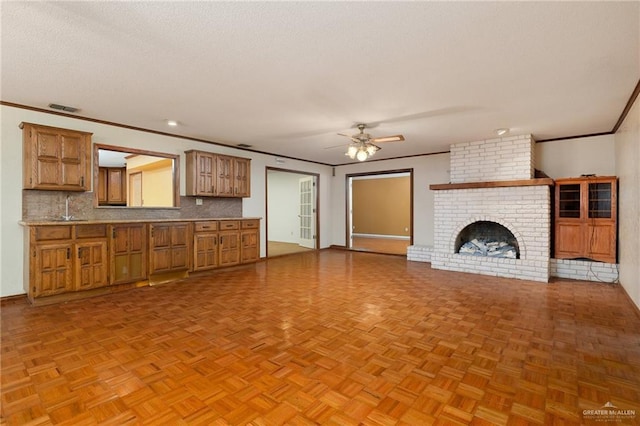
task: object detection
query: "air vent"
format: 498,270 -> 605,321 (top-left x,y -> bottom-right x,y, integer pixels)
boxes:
237,143 -> 252,148
49,103 -> 79,113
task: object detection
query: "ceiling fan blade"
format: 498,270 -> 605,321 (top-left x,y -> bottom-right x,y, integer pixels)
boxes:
371,135 -> 405,143
323,143 -> 349,150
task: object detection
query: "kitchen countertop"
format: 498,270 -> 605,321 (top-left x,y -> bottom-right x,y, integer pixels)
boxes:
19,217 -> 261,226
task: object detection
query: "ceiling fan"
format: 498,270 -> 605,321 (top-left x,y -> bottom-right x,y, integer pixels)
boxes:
338,124 -> 405,161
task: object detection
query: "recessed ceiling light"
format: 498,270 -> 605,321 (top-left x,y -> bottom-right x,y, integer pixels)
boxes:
495,128 -> 509,136
167,120 -> 178,126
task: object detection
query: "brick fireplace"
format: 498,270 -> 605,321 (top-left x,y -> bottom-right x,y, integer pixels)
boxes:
429,135 -> 553,282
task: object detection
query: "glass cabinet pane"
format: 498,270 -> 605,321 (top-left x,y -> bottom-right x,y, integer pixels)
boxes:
588,182 -> 611,218
558,184 -> 581,218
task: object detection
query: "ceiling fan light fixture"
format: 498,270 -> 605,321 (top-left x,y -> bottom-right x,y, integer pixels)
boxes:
346,145 -> 359,159
356,149 -> 368,162
366,144 -> 378,156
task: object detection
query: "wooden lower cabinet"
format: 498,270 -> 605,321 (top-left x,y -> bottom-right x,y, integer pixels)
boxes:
219,231 -> 240,267
193,221 -> 219,271
25,219 -> 260,302
28,224 -> 109,299
110,224 -> 147,284
32,243 -> 74,297
240,220 -> 260,263
149,222 -> 192,274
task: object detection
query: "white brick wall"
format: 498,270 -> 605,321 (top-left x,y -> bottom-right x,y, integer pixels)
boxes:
550,259 -> 619,283
449,135 -> 535,183
432,185 -> 551,282
407,245 -> 433,262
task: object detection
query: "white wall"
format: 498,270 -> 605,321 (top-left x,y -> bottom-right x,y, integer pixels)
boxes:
267,171 -> 306,244
536,134 -> 616,178
0,105 -> 333,297
615,95 -> 640,310
331,154 -> 451,248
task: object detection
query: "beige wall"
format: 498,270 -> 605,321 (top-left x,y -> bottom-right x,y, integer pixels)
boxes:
615,94 -> 640,310
352,176 -> 410,236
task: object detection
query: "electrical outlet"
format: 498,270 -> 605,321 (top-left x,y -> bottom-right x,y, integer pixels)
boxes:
195,198 -> 203,206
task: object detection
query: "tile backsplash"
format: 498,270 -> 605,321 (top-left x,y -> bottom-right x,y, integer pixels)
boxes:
22,190 -> 243,221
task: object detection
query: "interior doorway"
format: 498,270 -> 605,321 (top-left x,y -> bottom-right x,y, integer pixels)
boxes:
266,168 -> 319,257
346,169 -> 413,255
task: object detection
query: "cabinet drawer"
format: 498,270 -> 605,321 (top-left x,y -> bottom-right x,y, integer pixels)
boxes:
241,220 -> 259,229
194,221 -> 218,232
219,221 -> 239,230
34,226 -> 72,241
75,224 -> 107,239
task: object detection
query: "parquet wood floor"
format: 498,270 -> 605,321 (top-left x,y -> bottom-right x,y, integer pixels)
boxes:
2,250 -> 639,425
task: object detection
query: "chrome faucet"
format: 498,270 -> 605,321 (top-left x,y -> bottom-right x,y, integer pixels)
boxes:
61,195 -> 73,221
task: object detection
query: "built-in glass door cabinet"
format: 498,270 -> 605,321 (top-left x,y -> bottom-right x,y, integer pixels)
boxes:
21,122 -> 92,191
554,176 -> 617,263
110,224 -> 147,285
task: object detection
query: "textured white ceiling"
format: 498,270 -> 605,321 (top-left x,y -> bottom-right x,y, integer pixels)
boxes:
2,1 -> 638,165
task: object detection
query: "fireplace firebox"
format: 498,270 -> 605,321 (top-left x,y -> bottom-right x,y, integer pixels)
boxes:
455,221 -> 520,259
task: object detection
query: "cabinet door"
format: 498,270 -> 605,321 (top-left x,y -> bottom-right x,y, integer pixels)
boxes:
75,241 -> 109,291
98,168 -> 108,204
215,156 -> 234,196
32,243 -> 73,297
194,233 -> 219,271
111,224 -> 147,284
23,123 -> 91,191
554,222 -> 584,259
234,158 -> 251,197
107,168 -> 127,204
186,151 -> 217,196
586,223 -> 617,263
240,229 -> 259,263
170,224 -> 190,270
219,231 -> 240,266
149,223 -> 191,274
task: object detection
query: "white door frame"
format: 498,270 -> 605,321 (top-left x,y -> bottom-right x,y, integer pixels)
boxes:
266,167 -> 320,257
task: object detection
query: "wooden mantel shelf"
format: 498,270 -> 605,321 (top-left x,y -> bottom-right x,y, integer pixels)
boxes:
429,178 -> 555,191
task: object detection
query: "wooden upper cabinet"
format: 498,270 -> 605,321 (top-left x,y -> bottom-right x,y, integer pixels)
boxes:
21,122 -> 92,191
234,157 -> 251,197
554,176 -> 617,263
185,150 -> 251,197
215,155 -> 235,197
185,150 -> 216,196
98,167 -> 126,205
